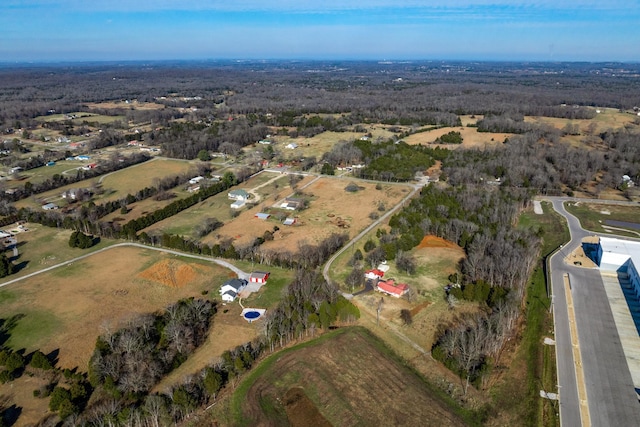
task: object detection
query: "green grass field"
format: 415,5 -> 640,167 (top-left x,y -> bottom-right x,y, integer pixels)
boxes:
142,172 -> 293,239
0,224 -> 118,284
3,159 -> 90,188
564,201 -> 640,236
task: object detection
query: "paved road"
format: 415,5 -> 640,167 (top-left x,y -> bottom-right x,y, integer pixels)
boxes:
0,242 -> 249,289
547,197 -> 640,426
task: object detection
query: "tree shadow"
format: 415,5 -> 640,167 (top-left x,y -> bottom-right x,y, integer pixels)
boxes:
0,404 -> 22,426
46,348 -> 60,367
10,260 -> 29,274
0,314 -> 25,347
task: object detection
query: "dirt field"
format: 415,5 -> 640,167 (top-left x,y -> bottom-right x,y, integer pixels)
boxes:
404,126 -> 511,149
272,126 -> 400,159
235,327 -> 470,426
208,177 -> 411,252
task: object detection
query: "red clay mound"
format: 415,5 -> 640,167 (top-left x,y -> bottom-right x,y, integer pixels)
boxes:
417,235 -> 459,249
138,259 -> 197,288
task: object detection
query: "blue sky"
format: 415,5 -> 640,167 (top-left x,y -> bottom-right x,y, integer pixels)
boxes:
1,0 -> 638,62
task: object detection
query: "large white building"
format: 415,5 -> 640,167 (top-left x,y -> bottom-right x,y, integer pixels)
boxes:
594,236 -> 640,300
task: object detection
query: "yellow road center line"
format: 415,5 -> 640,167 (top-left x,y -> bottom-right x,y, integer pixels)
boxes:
564,274 -> 591,427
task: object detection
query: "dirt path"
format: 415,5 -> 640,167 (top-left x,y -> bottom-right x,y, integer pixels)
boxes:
244,170 -> 292,203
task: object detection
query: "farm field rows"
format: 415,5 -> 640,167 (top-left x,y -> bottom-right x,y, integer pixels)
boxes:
230,327 -> 477,426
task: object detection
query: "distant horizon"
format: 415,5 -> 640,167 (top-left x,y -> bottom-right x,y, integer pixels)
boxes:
2,1 -> 638,63
1,58 -> 639,67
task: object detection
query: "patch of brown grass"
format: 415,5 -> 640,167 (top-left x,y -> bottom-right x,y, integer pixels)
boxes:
404,126 -> 511,149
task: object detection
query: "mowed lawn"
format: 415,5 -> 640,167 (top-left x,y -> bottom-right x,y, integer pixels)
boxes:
230,327 -> 477,426
3,159 -> 89,189
0,223 -> 116,282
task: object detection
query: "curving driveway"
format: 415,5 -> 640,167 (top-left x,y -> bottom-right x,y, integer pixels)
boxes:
0,242 -> 249,289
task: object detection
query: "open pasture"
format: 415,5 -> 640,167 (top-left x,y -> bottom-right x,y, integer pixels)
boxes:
2,158 -> 92,186
271,126 -> 401,160
207,177 -> 411,252
0,223 -> 114,282
34,112 -> 125,125
86,101 -> 166,111
404,126 -> 511,148
0,246 -> 231,369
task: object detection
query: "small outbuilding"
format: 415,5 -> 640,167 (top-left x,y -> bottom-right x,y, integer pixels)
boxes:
249,271 -> 270,284
365,269 -> 385,280
230,199 -> 246,209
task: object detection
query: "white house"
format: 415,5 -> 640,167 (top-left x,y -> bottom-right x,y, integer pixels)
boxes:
364,269 -> 385,280
220,278 -> 248,302
228,189 -> 250,201
189,176 -> 205,185
285,143 -> 298,149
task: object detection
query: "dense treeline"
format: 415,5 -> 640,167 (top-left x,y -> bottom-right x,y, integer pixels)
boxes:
383,184 -> 539,389
147,118 -> 269,159
442,128 -> 640,195
263,269 -> 360,351
2,62 -> 639,156
88,298 -> 216,397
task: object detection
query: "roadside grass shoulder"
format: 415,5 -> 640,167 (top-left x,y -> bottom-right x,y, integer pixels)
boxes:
564,201 -> 640,236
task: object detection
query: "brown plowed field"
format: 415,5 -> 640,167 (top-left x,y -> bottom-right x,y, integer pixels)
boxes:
236,327 -> 469,426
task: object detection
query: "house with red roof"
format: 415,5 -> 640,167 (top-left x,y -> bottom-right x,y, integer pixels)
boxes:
364,269 -> 385,280
376,279 -> 409,298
